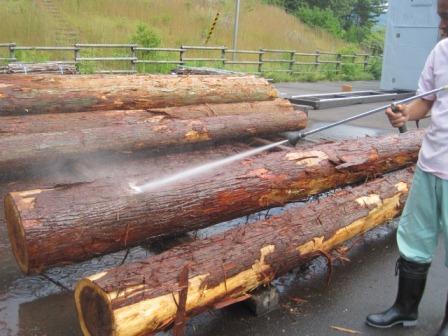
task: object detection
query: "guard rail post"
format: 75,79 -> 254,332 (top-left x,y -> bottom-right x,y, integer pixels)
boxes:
258,49 -> 264,73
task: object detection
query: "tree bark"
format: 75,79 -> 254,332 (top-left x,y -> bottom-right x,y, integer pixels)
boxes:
3,62 -> 77,74
4,130 -> 423,274
0,110 -> 307,170
74,167 -> 414,336
147,98 -> 294,119
0,99 -> 294,136
0,74 -> 278,115
0,110 -> 154,136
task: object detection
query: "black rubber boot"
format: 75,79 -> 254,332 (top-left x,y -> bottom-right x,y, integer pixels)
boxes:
366,257 -> 430,329
436,294 -> 448,336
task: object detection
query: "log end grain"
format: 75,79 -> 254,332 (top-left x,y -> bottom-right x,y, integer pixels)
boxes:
75,278 -> 114,336
4,193 -> 29,274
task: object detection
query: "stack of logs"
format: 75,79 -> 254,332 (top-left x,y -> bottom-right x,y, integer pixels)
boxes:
0,74 -> 305,170
1,74 -> 421,336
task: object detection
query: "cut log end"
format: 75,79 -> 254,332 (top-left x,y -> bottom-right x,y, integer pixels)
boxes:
75,279 -> 114,336
4,193 -> 29,274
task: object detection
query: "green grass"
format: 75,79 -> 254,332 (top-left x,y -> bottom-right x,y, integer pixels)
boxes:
0,0 -> 380,79
1,0 -> 352,51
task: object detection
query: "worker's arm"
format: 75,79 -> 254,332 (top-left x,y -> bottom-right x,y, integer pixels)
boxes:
385,98 -> 433,128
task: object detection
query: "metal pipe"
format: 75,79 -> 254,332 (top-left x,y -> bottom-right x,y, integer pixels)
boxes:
232,0 -> 240,61
288,85 -> 448,145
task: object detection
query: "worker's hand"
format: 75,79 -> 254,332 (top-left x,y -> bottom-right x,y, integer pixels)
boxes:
385,104 -> 409,128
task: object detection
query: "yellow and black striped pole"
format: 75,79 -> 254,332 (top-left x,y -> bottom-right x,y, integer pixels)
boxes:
205,12 -> 220,44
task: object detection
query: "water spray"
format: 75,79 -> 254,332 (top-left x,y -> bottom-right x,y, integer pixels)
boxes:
129,140 -> 284,194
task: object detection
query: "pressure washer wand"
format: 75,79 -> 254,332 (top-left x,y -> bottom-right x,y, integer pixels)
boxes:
288,85 -> 448,146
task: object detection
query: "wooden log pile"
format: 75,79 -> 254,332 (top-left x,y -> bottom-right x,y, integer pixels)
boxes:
74,167 -> 414,336
0,73 -> 425,336
0,75 -> 306,170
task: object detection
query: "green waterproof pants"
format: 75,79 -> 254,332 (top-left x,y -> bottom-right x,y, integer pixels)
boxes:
398,166 -> 448,266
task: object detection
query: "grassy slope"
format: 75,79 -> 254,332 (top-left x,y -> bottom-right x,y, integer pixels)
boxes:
0,0 -> 349,52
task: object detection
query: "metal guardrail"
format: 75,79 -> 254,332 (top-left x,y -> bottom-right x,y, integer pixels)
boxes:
0,42 -> 381,75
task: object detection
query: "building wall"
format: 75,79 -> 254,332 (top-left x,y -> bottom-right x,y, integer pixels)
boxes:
381,0 -> 439,90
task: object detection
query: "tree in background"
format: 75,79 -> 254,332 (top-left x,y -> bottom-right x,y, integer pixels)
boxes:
130,23 -> 161,48
263,0 -> 387,43
130,24 -> 163,73
296,6 -> 345,38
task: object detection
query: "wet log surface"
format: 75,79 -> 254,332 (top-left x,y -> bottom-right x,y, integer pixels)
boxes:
4,130 -> 423,274
0,110 -> 307,170
147,98 -> 294,119
0,74 -> 278,115
74,168 -> 414,336
0,99 -> 294,136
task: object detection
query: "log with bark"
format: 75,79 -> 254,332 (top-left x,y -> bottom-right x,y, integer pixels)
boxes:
4,130 -> 423,274
4,62 -> 78,75
173,66 -> 245,76
0,110 -> 307,170
0,74 -> 278,115
147,98 -> 295,119
0,99 -> 294,136
74,167 -> 414,336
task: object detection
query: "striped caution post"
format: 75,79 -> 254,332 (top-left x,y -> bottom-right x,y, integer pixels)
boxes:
205,12 -> 220,44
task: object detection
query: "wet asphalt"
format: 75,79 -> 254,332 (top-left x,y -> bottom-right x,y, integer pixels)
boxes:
0,80 -> 446,336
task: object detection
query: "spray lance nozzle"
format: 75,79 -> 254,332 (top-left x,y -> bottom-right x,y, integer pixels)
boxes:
287,132 -> 305,146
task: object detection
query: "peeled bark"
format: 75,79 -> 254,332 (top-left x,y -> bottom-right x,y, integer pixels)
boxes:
0,99 -> 294,136
4,130 -> 423,274
0,74 -> 278,115
74,168 -> 414,336
0,110 -> 307,170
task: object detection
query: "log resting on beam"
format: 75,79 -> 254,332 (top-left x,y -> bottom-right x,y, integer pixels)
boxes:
5,130 -> 423,274
0,110 -> 307,170
74,167 -> 414,336
147,98 -> 294,119
0,99 -> 294,136
0,74 -> 278,115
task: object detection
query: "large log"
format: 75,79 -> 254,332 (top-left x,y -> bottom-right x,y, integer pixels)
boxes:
147,98 -> 294,119
0,74 -> 278,115
0,110 -> 154,135
4,130 -> 423,274
0,110 -> 307,170
0,99 -> 294,136
74,168 -> 414,336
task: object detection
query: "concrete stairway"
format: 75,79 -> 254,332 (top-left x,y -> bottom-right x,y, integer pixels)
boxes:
39,0 -> 78,45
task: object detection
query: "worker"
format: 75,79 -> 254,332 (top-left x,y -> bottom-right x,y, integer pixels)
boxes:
365,0 -> 448,334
